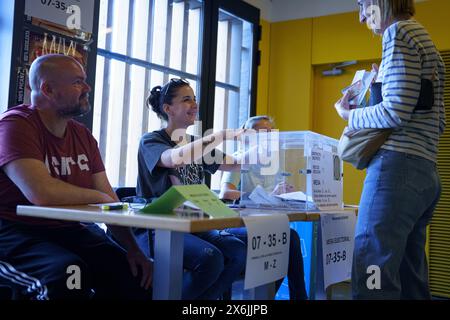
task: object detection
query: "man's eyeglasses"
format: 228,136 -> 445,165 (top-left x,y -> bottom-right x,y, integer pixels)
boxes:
121,196 -> 148,210
162,78 -> 190,98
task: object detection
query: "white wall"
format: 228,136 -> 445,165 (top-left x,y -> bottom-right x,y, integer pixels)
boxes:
245,0 -> 427,22
243,0 -> 273,21
271,0 -> 359,22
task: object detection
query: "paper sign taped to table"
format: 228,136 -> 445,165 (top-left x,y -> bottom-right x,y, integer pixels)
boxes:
310,148 -> 343,210
320,212 -> 356,290
140,184 -> 238,218
243,215 -> 290,290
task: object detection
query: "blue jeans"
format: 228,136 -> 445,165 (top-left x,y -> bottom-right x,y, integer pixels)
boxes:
224,227 -> 308,300
352,149 -> 441,299
136,229 -> 246,300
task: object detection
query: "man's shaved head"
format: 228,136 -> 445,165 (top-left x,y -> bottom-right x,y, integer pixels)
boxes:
29,54 -> 91,118
29,54 -> 82,92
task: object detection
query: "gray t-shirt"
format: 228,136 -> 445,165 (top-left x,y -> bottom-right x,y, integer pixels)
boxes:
137,129 -> 222,199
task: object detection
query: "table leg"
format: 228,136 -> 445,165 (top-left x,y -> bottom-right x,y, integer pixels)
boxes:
309,220 -> 321,300
152,230 -> 184,300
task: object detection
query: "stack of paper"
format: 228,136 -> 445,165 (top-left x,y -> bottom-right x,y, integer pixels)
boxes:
274,191 -> 314,203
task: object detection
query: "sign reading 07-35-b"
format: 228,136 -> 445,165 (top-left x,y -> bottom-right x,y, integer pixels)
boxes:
25,0 -> 95,33
243,215 -> 290,290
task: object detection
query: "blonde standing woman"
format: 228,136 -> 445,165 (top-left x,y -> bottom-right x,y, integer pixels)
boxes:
335,0 -> 445,299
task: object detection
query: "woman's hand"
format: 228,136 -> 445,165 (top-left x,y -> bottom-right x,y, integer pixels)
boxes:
334,91 -> 352,121
371,63 -> 379,83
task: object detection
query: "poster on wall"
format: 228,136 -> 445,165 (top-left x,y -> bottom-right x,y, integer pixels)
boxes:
14,0 -> 95,105
14,27 -> 90,105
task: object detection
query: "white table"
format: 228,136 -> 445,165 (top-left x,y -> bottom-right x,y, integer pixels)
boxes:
17,204 -> 321,300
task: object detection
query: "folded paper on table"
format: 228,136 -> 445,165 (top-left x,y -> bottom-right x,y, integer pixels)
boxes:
140,184 -> 238,218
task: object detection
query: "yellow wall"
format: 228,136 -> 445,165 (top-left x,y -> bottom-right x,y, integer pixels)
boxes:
312,12 -> 382,65
256,0 -> 450,204
267,18 -> 314,131
415,0 -> 450,51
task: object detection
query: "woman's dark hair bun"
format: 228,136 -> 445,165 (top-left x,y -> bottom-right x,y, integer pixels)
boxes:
147,86 -> 163,113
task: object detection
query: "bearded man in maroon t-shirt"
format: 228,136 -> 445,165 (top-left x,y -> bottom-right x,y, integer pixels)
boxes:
0,55 -> 152,299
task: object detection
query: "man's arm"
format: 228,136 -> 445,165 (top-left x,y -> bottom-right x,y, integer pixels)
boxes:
2,158 -> 114,205
91,171 -> 140,252
91,171 -> 153,290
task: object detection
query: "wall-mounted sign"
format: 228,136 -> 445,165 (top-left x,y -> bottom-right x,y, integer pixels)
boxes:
25,0 -> 95,34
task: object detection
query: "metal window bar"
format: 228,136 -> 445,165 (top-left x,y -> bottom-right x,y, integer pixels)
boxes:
163,0 -> 173,84
118,0 -> 136,186
142,0 -> 156,134
95,0 -> 252,187
97,0 -> 115,158
181,2 -> 189,73
124,0 -> 154,186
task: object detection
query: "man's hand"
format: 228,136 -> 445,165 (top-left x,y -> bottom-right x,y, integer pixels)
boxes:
271,182 -> 295,195
126,248 -> 153,290
334,91 -> 352,121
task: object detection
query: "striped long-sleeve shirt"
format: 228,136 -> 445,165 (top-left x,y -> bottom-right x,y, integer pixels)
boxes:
348,19 -> 446,163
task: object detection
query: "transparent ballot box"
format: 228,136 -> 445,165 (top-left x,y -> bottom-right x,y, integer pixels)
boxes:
239,131 -> 343,211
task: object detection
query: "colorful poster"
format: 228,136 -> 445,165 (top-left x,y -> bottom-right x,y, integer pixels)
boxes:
15,27 -> 90,105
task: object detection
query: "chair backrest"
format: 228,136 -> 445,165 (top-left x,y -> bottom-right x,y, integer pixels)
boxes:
114,187 -> 136,200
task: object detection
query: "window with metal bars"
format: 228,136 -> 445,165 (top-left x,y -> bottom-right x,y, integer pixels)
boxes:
92,0 -> 259,188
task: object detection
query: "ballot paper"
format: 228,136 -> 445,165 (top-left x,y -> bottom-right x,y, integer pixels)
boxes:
342,70 -> 377,105
274,191 -> 314,203
248,185 -> 285,206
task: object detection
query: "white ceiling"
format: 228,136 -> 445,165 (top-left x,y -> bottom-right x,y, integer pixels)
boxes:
244,0 -> 427,22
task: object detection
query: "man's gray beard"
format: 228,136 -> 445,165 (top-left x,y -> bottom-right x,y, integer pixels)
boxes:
57,102 -> 91,118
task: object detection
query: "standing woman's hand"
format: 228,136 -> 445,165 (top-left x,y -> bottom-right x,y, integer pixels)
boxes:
371,63 -> 379,82
334,91 -> 352,121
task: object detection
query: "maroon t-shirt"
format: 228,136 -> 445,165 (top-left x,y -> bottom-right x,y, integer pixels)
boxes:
0,105 -> 105,227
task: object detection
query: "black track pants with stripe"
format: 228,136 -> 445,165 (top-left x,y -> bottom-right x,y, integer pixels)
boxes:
0,219 -> 152,300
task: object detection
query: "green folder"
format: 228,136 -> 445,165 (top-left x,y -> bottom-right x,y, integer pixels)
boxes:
140,184 -> 238,218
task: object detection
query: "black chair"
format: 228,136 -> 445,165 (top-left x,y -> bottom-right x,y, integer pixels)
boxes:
114,187 -> 138,200
113,187 -> 154,258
